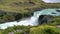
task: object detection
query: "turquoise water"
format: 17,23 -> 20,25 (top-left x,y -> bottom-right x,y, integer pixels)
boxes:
34,9 -> 60,17
0,9 -> 60,29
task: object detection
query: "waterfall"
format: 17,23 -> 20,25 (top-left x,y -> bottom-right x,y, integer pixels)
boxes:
0,16 -> 39,29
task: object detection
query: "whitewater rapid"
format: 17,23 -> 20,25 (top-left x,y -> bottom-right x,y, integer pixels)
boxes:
0,16 -> 38,29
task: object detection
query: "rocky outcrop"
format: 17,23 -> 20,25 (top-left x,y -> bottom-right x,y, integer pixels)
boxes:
0,10 -> 22,23
0,10 -> 33,23
38,15 -> 54,24
56,10 -> 60,12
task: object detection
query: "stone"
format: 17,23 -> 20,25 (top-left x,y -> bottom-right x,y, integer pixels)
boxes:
38,15 -> 54,24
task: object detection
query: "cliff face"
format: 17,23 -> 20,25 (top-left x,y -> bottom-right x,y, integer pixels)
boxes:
38,15 -> 54,24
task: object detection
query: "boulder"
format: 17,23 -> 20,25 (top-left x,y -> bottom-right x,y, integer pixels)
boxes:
38,15 -> 54,24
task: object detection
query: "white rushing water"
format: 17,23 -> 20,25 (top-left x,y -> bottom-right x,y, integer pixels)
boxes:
0,16 -> 38,29
0,9 -> 60,29
42,0 -> 60,3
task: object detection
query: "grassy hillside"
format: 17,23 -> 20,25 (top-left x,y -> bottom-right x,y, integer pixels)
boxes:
0,0 -> 41,13
0,0 -> 60,13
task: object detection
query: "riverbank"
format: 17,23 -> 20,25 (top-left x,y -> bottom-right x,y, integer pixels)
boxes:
0,25 -> 60,34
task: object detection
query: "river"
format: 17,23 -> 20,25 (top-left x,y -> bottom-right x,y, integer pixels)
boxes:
0,9 -> 60,29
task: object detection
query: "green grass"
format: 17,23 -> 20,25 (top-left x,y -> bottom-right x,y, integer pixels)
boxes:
30,25 -> 60,34
1,25 -> 60,34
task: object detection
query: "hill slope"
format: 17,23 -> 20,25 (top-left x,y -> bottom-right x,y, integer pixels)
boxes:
0,0 -> 60,13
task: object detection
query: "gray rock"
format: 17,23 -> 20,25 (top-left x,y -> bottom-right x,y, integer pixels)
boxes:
38,15 -> 54,24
